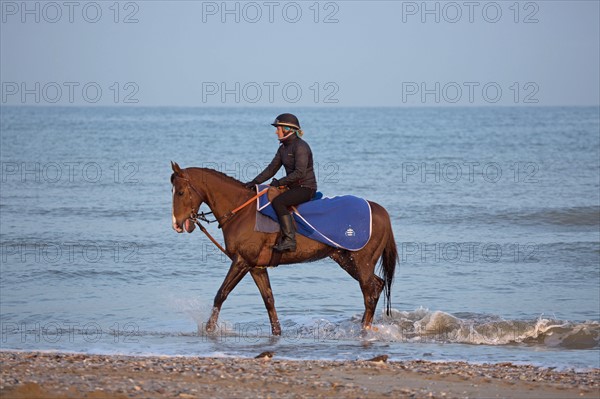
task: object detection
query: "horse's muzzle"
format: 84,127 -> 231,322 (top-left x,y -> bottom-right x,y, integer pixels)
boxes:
173,218 -> 196,233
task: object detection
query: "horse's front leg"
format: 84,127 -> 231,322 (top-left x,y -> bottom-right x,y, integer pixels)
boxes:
206,255 -> 251,333
250,267 -> 281,336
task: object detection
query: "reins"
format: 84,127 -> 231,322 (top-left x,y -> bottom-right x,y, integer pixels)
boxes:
193,219 -> 231,259
216,187 -> 270,228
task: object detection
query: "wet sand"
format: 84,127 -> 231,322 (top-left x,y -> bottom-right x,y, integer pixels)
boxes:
0,351 -> 598,398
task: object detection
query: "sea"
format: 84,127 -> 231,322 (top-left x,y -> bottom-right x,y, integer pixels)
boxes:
1,106 -> 599,370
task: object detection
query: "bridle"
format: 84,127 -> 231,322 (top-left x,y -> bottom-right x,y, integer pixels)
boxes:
173,172 -> 268,229
173,172 -> 219,226
172,172 -> 269,259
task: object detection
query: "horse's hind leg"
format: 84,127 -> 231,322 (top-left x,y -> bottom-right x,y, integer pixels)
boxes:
331,249 -> 385,329
358,242 -> 388,328
206,256 -> 251,333
250,267 -> 281,336
360,273 -> 385,328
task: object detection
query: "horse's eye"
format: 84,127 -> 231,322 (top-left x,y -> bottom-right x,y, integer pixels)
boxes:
177,191 -> 184,196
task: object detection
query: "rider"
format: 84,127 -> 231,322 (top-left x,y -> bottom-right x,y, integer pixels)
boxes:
245,113 -> 317,252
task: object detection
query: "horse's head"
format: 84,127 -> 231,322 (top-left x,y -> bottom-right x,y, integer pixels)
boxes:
170,161 -> 204,233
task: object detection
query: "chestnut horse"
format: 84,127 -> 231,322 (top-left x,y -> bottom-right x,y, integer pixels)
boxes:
170,162 -> 398,335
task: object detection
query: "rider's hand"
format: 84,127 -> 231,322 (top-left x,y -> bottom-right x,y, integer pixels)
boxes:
269,178 -> 280,187
244,181 -> 257,189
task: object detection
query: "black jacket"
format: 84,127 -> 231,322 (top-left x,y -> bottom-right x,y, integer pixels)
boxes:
253,135 -> 317,190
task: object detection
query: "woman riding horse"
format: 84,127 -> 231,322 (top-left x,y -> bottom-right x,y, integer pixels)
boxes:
244,113 -> 317,252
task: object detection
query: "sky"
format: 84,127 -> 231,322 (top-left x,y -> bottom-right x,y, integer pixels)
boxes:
1,0 -> 599,106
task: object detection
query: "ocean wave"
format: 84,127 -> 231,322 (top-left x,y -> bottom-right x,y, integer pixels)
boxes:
500,206 -> 600,227
418,205 -> 600,227
370,308 -> 600,349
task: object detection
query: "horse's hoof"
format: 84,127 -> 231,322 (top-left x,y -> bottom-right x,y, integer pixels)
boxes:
360,326 -> 372,339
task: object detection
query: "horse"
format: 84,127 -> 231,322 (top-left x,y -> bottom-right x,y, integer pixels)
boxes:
170,162 -> 398,336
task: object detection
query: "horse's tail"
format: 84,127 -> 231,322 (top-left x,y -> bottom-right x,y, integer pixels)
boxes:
379,219 -> 398,316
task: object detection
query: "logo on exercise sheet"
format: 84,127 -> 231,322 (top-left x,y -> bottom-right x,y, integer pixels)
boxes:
345,227 -> 355,237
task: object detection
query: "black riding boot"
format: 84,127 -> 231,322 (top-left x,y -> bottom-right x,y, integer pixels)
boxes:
273,214 -> 296,252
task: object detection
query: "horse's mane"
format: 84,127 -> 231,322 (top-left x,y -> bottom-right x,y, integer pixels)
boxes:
188,167 -> 244,187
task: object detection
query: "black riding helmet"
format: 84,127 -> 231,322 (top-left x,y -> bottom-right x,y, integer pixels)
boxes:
271,113 -> 300,130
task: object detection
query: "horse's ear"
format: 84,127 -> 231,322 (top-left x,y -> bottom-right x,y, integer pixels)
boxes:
171,161 -> 183,176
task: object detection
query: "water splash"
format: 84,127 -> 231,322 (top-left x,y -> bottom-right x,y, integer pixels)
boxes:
369,308 -> 600,349
180,307 -> 599,350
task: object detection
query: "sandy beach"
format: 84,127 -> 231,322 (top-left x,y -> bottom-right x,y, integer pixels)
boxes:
0,351 -> 598,399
